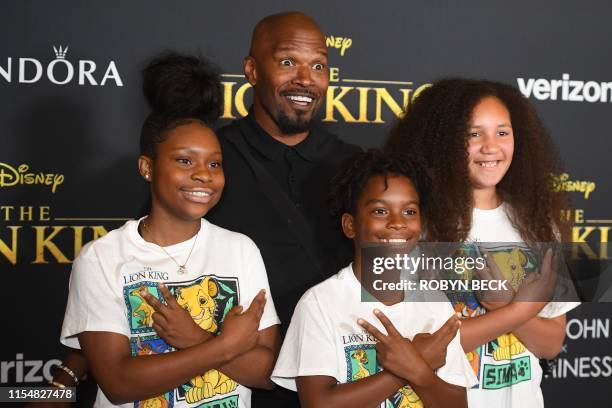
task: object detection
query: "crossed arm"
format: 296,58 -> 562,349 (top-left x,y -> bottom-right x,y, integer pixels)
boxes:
296,311 -> 467,408
79,289 -> 278,405
462,248 -> 567,359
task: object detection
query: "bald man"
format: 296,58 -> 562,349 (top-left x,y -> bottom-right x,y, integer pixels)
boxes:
207,12 -> 360,407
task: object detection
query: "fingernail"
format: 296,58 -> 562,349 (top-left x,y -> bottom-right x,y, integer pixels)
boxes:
455,312 -> 462,318
373,308 -> 380,315
357,319 -> 364,325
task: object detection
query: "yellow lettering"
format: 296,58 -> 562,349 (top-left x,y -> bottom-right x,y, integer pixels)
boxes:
600,227 -> 610,258
52,175 -> 64,193
340,38 -> 352,56
0,226 -> 20,265
575,209 -> 584,223
20,206 -> 33,221
40,206 -> 50,221
572,226 -> 595,242
373,88 -> 404,123
33,226 -> 70,264
330,67 -> 340,82
234,82 -> 251,118
323,86 -> 358,123
585,182 -> 596,199
412,84 -> 432,102
0,206 -> 14,221
600,227 -> 610,244
221,82 -> 237,119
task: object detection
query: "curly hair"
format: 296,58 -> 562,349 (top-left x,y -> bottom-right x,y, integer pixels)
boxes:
385,78 -> 571,243
140,51 -> 222,157
329,149 -> 430,217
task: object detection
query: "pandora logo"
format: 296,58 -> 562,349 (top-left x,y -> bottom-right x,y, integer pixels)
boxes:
0,45 -> 123,86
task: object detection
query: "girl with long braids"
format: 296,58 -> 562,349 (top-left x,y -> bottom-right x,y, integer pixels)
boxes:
386,78 -> 579,408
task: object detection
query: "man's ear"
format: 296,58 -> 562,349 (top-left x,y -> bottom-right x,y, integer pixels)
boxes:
341,213 -> 356,239
243,56 -> 257,86
138,155 -> 153,182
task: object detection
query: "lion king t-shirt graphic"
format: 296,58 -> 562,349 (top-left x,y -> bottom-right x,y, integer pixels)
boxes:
272,264 -> 478,407
343,340 -> 424,408
126,275 -> 241,408
454,204 -> 580,408
60,218 -> 280,408
446,244 -> 538,390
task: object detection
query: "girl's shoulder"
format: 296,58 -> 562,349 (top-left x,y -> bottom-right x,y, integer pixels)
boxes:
76,219 -> 138,260
203,219 -> 261,254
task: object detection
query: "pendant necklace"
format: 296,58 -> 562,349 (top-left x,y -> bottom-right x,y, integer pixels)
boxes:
141,217 -> 199,275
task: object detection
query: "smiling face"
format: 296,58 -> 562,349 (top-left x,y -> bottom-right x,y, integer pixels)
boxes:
245,15 -> 328,138
342,174 -> 421,249
140,121 -> 225,223
467,96 -> 515,195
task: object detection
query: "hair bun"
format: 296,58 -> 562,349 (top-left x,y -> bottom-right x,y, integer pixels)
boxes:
142,52 -> 222,124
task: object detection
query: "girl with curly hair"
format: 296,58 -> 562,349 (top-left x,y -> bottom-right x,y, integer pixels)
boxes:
386,78 -> 579,408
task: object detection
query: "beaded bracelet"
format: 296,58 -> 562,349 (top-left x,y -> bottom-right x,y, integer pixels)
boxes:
49,380 -> 67,388
56,363 -> 80,385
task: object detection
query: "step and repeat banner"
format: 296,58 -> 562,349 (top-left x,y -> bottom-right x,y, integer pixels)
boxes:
1,1 -> 610,406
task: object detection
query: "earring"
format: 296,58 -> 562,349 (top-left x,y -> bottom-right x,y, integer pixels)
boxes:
145,173 -> 150,180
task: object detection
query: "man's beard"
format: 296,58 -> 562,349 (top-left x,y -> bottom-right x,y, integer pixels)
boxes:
272,106 -> 319,135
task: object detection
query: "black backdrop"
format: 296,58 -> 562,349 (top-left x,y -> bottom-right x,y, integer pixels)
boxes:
1,1 -> 610,406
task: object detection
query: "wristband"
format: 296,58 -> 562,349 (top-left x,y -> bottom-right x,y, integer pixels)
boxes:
56,363 -> 80,385
49,380 -> 67,388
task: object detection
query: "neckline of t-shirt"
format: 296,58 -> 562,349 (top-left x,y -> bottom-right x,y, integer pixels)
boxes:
129,217 -> 208,255
343,263 -> 406,312
472,203 -> 507,221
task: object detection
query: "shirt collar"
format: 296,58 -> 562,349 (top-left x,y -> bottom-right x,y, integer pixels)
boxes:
244,108 -> 324,162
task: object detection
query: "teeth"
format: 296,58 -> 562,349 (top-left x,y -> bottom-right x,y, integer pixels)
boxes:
382,239 -> 407,243
478,161 -> 498,168
186,191 -> 211,197
287,95 -> 313,103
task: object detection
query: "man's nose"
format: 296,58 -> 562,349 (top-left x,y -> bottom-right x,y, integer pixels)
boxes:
293,65 -> 313,87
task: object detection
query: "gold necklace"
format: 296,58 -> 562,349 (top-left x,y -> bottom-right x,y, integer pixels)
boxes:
141,217 -> 199,275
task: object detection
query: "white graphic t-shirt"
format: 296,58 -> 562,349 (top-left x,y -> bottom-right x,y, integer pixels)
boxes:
272,264 -> 478,407
446,204 -> 580,408
61,218 -> 280,408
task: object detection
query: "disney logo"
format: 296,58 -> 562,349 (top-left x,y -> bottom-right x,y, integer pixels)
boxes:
0,162 -> 64,193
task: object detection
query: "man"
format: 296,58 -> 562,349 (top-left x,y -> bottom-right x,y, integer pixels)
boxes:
207,11 -> 360,407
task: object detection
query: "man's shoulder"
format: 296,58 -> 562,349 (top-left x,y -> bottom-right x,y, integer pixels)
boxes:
215,119 -> 245,149
216,119 -> 243,137
314,127 -> 362,158
215,118 -> 362,163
